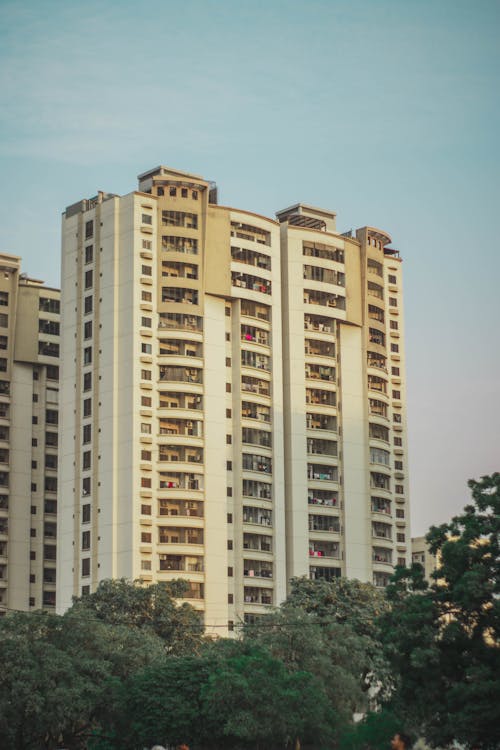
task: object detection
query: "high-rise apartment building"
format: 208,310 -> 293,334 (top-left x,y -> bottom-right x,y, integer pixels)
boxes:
0,253 -> 60,615
58,166 -> 409,632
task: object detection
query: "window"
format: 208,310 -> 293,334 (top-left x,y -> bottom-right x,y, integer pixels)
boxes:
31,528 -> 36,537
141,395 -> 152,407
181,188 -> 188,198
141,265 -> 152,276
82,558 -> 90,576
83,399 -> 92,417
392,390 -> 401,399
82,451 -> 91,470
84,296 -> 93,314
85,220 -> 93,239
390,320 -> 399,330
33,394 -> 38,403
395,460 -> 404,471
46,409 -> 58,425
141,477 -> 152,488
141,450 -> 152,461
142,239 -> 152,249
38,342 -> 59,358
0,292 -> 8,306
83,424 -> 91,443
0,313 -> 7,327
84,270 -> 93,289
169,187 -> 176,196
391,366 -> 400,376
141,290 -> 152,302
141,532 -> 152,543
0,336 -> 7,350
82,504 -> 91,523
395,484 -> 404,494
394,436 -> 403,446
141,504 -> 151,515
46,365 -> 59,380
45,454 -> 58,470
84,321 -> 92,339
394,413 -> 402,423
141,317 -> 152,328
226,408 -> 232,418
32,416 -> 38,425
82,531 -> 90,550
389,297 -> 398,307
390,343 -> 399,353
162,210 -> 198,229
141,343 -> 152,354
141,369 -> 152,381
226,434 -> 232,444
141,213 -> 152,225
141,423 -> 152,434
85,245 -> 93,264
39,298 -> 60,314
83,372 -> 92,391
141,559 -> 152,570
397,533 -> 406,543
388,274 -> 397,284
192,190 -> 198,200
84,346 -> 92,364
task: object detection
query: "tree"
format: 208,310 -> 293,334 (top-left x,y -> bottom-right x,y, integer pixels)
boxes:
71,578 -> 205,654
267,577 -> 392,706
201,642 -> 336,750
0,608 -> 164,750
379,473 -> 500,749
109,655 -> 218,750
244,606 -> 379,721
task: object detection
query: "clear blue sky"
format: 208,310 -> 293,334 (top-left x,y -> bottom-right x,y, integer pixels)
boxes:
1,0 -> 499,535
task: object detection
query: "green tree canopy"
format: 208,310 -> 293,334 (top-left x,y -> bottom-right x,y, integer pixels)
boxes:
379,473 -> 500,749
71,578 -> 205,654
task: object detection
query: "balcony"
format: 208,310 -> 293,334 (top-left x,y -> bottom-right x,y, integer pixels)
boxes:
159,473 -> 203,491
244,586 -> 273,605
159,366 -> 202,384
232,272 -> 271,295
159,500 -> 204,518
307,464 -> 338,482
159,419 -> 203,437
159,554 -> 204,572
243,534 -> 272,553
308,490 -> 338,507
158,527 -> 204,545
243,561 -> 273,579
307,413 -> 337,432
309,542 -> 340,559
242,454 -> 272,474
243,507 -> 272,526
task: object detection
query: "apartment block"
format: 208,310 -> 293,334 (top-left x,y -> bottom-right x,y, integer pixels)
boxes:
58,166 -> 410,632
0,253 -> 60,615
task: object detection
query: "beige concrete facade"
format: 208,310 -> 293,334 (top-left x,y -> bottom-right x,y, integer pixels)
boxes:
58,167 -> 410,632
412,536 -> 437,582
0,253 -> 60,615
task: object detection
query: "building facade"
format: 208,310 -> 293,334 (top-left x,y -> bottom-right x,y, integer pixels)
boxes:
0,253 -> 60,615
57,166 -> 410,632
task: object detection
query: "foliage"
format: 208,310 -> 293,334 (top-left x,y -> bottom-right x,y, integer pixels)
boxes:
108,655 -> 217,750
379,473 -> 500,749
270,577 -> 393,705
71,578 -> 205,654
0,609 -> 163,750
201,641 -> 336,750
338,709 -> 401,750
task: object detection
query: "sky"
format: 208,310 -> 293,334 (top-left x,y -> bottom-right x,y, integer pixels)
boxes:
1,0 -> 499,536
